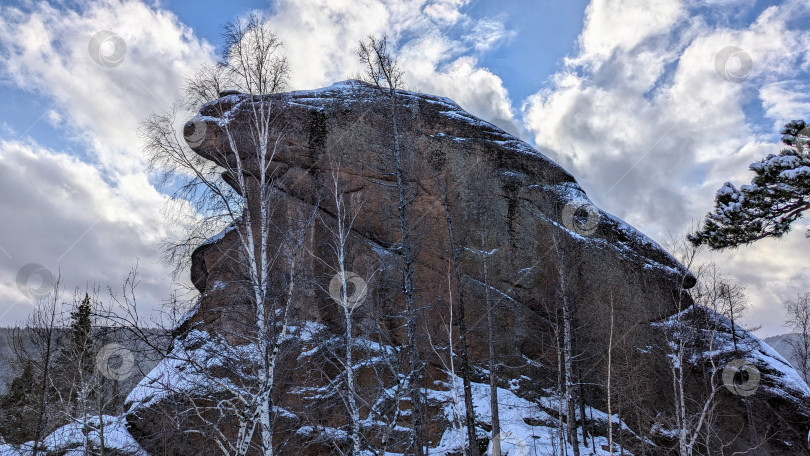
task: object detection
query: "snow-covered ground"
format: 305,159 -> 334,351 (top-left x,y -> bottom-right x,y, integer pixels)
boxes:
124,324 -> 633,456
430,377 -> 629,456
0,415 -> 146,456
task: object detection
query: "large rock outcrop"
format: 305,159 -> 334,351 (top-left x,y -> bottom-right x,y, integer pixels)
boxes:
125,80 -> 810,455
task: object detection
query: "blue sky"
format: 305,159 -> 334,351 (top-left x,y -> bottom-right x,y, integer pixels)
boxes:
0,0 -> 590,151
0,0 -> 809,337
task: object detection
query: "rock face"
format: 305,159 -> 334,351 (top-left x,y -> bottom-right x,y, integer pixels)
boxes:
125,81 -> 810,455
655,307 -> 810,455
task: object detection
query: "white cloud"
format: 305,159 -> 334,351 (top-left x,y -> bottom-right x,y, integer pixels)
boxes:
523,0 -> 810,336
573,0 -> 685,63
3,0 -> 807,338
399,35 -> 519,135
44,109 -> 62,127
0,0 -> 215,173
712,227 -> 810,335
0,0 -> 213,325
760,81 -> 810,129
265,0 -> 392,90
0,0 -> 519,160
266,0 -> 519,134
0,140 -> 180,325
465,18 -> 514,52
424,0 -> 470,24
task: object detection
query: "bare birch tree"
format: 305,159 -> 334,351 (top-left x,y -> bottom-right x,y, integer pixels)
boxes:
467,197 -> 501,456
606,291 -> 615,456
550,232 -> 580,456
311,153 -> 371,454
661,239 -> 754,456
139,13 -> 304,456
357,35 -> 426,456
785,293 -> 810,384
434,173 -> 479,456
8,274 -> 64,456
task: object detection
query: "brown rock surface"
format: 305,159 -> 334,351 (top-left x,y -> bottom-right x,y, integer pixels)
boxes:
126,80 -> 810,455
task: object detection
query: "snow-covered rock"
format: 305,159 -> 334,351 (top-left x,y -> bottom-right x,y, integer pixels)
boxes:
0,415 -> 146,456
123,81 -> 808,455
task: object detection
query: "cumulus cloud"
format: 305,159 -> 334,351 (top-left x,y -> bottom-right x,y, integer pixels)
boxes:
713,229 -> 810,336
266,0 -> 519,134
573,0 -> 685,63
0,0 -> 213,324
760,81 -> 810,129
0,0 -> 215,173
0,140 -> 179,324
2,0 -> 807,338
523,0 -> 810,336
399,36 -> 519,135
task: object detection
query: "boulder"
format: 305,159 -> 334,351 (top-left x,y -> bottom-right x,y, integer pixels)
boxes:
126,80 -> 810,455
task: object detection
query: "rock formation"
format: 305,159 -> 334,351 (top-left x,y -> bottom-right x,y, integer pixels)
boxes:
124,80 -> 810,455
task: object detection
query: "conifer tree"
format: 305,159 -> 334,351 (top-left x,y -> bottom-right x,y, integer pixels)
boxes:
0,362 -> 38,444
691,120 -> 810,248
69,293 -> 94,372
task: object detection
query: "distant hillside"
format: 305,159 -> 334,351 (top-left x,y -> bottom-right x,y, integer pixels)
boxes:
0,327 -> 167,396
764,333 -> 804,372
